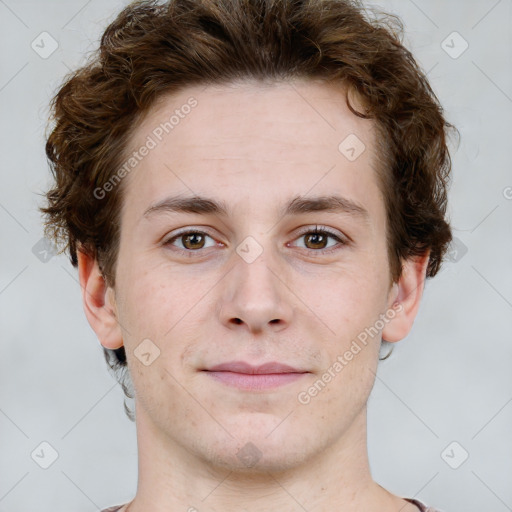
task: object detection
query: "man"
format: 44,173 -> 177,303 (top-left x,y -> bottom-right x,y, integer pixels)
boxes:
42,0 -> 454,510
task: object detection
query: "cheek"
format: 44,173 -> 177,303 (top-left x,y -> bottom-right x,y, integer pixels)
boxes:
116,265 -> 217,378
307,264 -> 389,339
119,279 -> 161,337
117,261 -> 198,333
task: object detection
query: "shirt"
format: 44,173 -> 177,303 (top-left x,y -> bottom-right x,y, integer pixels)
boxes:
101,497 -> 444,511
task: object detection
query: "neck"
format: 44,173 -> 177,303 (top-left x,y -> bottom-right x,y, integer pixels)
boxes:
125,404 -> 406,512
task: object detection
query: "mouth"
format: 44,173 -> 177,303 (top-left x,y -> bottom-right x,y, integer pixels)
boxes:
202,361 -> 310,391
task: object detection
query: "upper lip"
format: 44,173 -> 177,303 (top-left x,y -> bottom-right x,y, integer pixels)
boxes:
204,361 -> 307,374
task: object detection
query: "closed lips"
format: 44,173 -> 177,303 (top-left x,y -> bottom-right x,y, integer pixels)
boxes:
204,361 -> 308,374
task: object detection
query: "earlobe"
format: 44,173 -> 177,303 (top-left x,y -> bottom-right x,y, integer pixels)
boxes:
77,250 -> 124,349
382,251 -> 430,343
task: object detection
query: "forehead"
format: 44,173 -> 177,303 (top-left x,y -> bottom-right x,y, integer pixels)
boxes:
121,78 -> 383,225
134,78 -> 374,154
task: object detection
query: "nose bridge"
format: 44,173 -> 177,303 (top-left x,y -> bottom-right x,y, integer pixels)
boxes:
219,239 -> 293,332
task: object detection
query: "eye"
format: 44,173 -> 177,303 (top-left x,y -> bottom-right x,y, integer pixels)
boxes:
162,226 -> 346,256
164,230 -> 218,252
290,226 -> 346,254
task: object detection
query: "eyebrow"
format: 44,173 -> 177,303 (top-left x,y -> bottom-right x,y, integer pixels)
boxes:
143,194 -> 370,223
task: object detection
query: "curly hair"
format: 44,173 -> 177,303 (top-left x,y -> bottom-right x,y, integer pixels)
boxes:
41,0 -> 456,420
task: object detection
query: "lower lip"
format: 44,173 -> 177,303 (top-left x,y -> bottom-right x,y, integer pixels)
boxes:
205,371 -> 307,390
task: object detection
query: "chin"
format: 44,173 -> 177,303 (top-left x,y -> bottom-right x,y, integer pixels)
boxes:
195,420 -> 316,474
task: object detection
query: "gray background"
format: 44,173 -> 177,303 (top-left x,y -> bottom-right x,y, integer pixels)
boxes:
1,0 -> 511,511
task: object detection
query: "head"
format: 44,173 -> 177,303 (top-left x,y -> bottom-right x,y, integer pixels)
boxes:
42,0 -> 454,471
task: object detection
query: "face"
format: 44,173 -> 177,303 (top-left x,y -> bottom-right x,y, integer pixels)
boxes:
110,79 -> 399,472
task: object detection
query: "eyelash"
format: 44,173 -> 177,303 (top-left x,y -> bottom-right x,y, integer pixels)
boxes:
163,226 -> 347,256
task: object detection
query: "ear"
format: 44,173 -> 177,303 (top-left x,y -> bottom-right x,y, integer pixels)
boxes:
77,250 -> 124,349
382,251 -> 430,343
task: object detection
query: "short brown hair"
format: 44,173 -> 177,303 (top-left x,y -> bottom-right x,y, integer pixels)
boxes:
41,0 -> 456,416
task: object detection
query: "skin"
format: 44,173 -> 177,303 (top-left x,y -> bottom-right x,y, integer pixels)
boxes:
78,78 -> 429,512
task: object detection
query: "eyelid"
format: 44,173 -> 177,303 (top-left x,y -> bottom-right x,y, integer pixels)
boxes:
294,225 -> 346,241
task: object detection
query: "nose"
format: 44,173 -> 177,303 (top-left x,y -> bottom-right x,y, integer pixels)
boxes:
218,248 -> 294,334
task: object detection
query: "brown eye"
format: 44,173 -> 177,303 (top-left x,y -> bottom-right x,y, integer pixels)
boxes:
304,232 -> 329,250
181,233 -> 206,250
164,230 -> 217,252
291,227 -> 346,254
